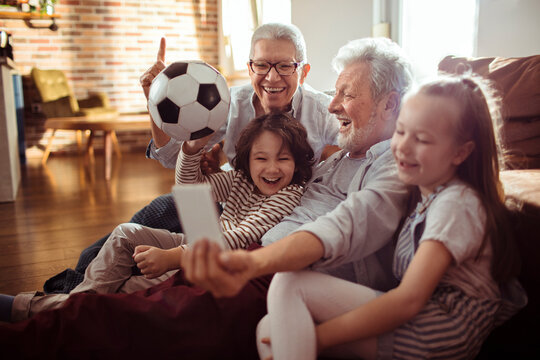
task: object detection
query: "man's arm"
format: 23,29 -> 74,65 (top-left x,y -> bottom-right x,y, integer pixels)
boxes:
183,230 -> 325,297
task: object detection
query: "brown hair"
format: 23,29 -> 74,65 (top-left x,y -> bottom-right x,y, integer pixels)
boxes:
418,74 -> 519,283
232,112 -> 315,186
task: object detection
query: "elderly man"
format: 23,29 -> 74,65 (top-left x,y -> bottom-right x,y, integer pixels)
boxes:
0,37 -> 413,359
184,36 -> 413,296
44,22 -> 339,293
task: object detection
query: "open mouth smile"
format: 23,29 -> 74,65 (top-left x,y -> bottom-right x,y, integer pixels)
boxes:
338,118 -> 352,130
263,177 -> 281,184
397,159 -> 417,169
263,87 -> 285,94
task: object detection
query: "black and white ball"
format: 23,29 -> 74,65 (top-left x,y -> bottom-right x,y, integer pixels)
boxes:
148,60 -> 230,141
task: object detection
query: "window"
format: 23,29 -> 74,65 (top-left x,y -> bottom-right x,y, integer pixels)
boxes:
400,0 -> 478,80
220,0 -> 291,78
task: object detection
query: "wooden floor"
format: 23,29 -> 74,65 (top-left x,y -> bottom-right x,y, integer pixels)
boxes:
0,151 -> 175,295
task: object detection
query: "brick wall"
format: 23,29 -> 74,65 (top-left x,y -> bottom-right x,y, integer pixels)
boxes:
1,0 -> 219,155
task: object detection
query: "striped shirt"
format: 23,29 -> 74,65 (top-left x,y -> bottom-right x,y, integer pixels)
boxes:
175,148 -> 304,250
389,180 -> 527,359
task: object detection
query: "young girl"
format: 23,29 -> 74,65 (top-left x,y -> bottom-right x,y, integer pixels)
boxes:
256,75 -> 527,360
131,111 -> 315,278
3,111 -> 314,322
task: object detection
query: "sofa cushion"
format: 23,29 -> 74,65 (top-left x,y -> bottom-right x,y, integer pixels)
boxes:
438,55 -> 540,169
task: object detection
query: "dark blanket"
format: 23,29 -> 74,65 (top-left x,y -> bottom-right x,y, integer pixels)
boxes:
44,193 -> 182,294
2,245 -> 270,359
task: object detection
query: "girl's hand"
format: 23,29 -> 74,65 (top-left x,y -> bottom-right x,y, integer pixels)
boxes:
182,133 -> 215,155
133,245 -> 182,279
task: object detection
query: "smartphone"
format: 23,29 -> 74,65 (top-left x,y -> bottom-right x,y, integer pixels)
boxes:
172,183 -> 225,249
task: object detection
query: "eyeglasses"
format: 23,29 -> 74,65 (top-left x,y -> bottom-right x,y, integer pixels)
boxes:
249,60 -> 302,76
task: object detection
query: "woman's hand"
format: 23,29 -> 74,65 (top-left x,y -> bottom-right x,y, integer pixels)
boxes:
140,37 -> 167,100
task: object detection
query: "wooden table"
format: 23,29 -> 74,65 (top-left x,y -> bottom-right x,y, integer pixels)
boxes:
43,112 -> 151,180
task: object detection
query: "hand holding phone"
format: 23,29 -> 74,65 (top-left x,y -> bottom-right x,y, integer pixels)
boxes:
172,183 -> 225,249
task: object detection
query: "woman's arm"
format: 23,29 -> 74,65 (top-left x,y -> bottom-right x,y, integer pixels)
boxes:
316,240 -> 453,352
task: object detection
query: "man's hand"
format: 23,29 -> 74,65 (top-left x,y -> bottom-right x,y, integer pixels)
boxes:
183,239 -> 257,297
140,37 -> 167,100
201,143 -> 224,175
133,245 -> 181,279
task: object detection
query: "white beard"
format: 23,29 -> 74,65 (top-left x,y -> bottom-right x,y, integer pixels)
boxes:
337,113 -> 378,153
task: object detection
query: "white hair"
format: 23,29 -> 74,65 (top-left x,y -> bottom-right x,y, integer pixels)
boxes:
332,37 -> 413,103
249,23 -> 307,63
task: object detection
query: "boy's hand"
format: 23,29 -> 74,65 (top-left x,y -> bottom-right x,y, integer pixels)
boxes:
133,245 -> 179,279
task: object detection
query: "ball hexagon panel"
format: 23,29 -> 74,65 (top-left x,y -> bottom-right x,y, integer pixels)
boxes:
197,83 -> 221,110
179,102 -> 211,133
148,98 -> 162,128
187,62 -> 218,84
215,76 -> 230,104
207,101 -> 230,131
148,72 -> 169,104
162,121 -> 191,140
167,75 -> 199,107
163,62 -> 189,78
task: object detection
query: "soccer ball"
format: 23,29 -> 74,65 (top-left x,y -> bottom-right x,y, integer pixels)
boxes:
148,60 -> 231,141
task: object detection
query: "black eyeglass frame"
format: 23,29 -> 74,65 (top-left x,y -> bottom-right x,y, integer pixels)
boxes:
248,60 -> 303,76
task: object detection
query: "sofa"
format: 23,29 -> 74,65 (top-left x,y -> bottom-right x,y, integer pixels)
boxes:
438,55 -> 540,358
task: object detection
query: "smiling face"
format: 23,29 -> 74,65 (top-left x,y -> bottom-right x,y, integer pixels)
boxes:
248,39 -> 309,114
391,93 -> 473,196
249,130 -> 296,196
328,62 -> 392,158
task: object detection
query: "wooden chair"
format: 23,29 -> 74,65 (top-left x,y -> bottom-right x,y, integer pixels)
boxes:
30,67 -> 119,163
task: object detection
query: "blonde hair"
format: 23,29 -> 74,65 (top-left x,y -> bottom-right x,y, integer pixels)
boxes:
417,74 -> 519,283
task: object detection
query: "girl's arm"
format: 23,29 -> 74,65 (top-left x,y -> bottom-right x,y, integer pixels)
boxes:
316,240 -> 453,352
222,185 -> 304,249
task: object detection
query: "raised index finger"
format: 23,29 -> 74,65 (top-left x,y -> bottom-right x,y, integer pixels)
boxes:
157,37 -> 166,63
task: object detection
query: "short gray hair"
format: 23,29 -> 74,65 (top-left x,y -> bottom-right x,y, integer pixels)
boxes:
332,38 -> 413,103
249,23 -> 307,63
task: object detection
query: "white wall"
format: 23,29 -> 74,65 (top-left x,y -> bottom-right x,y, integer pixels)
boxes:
291,0 -> 373,91
291,0 -> 540,90
476,0 -> 540,57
